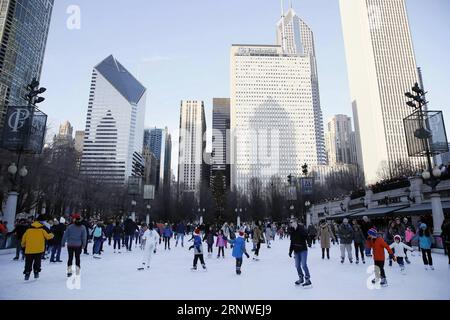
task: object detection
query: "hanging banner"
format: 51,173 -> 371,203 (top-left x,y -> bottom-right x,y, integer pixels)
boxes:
300,178 -> 314,195
143,185 -> 155,200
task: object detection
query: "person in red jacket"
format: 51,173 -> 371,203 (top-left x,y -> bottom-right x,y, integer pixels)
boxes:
367,227 -> 395,287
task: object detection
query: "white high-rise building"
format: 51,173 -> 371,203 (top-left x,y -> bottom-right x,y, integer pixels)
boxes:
80,55 -> 147,184
178,100 -> 206,195
231,6 -> 325,194
325,115 -> 358,166
340,0 -> 424,183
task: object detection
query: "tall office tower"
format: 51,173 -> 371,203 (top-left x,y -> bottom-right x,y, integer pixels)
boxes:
230,6 -> 326,194
211,98 -> 230,190
178,100 -> 206,196
340,0 -> 424,183
325,115 -> 358,165
142,147 -> 158,186
80,55 -> 147,184
143,127 -> 172,191
53,121 -> 74,149
0,0 -> 54,129
74,131 -> 85,153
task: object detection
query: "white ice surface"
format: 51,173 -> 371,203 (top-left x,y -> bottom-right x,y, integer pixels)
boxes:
0,237 -> 449,300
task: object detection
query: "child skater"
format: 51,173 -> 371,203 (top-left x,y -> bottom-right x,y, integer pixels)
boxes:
390,235 -> 414,274
367,228 -> 396,287
203,226 -> 215,258
216,229 -> 227,259
412,223 -> 434,270
189,228 -> 207,271
227,230 -> 250,275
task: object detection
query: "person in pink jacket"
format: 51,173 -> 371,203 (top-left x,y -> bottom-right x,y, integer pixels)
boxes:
216,230 -> 228,259
405,227 -> 415,247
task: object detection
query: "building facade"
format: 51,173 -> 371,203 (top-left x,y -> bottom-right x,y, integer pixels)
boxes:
178,100 -> 206,196
80,55 -> 146,184
231,6 -> 326,194
340,0 -> 424,183
211,98 -> 230,190
74,131 -> 85,153
53,121 -> 74,149
0,0 -> 54,129
143,127 -> 172,191
325,115 -> 358,166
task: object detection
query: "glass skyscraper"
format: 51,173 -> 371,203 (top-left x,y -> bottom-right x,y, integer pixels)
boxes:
0,0 -> 54,128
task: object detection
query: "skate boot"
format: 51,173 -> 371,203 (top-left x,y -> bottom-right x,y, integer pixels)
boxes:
430,266 -> 434,270
349,259 -> 353,264
401,266 -> 406,275
34,272 -> 39,279
67,266 -> 73,277
76,266 -> 81,276
405,257 -> 411,264
295,276 -> 304,286
191,266 -> 197,271
356,259 -> 359,265
202,264 -> 207,271
341,258 -> 344,264
424,265 -> 428,270
380,278 -> 388,287
389,260 -> 392,267
302,279 -> 312,289
137,263 -> 146,271
24,273 -> 31,281
362,259 -> 366,264
236,268 -> 242,275
371,278 -> 380,284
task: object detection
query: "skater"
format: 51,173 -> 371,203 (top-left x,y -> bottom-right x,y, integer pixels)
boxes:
137,223 -> 160,270
317,220 -> 334,259
389,235 -> 414,274
50,218 -> 66,263
105,221 -> 114,246
176,222 -> 186,247
252,223 -> 263,260
227,230 -> 250,275
412,223 -> 434,270
62,214 -> 88,277
163,223 -> 173,250
385,221 -> 396,267
9,219 -> 29,261
124,218 -> 138,251
367,228 -> 395,287
91,221 -> 105,258
21,219 -> 54,280
441,218 -> 450,269
112,221 -> 124,253
265,224 -> 273,248
392,217 -> 409,264
289,219 -> 312,288
203,226 -> 215,257
361,216 -> 374,257
352,220 -> 366,264
216,230 -> 227,258
338,218 -> 354,264
189,228 -> 207,271
307,223 -> 317,247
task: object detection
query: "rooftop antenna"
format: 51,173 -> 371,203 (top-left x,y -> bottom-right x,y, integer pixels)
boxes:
290,0 -> 293,9
281,0 -> 285,17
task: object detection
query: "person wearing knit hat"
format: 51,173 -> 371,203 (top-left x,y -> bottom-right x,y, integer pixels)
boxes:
189,228 -> 207,271
226,229 -> 250,275
389,235 -> 414,274
367,227 -> 395,287
412,223 -> 434,270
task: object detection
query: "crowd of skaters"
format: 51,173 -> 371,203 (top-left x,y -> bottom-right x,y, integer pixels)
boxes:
3,212 -> 450,288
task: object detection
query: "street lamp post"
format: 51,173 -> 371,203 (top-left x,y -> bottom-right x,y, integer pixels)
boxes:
131,200 -> 137,222
290,205 -> 295,219
405,83 -> 446,239
198,208 -> 205,225
235,208 -> 244,228
146,204 -> 151,225
304,201 -> 311,226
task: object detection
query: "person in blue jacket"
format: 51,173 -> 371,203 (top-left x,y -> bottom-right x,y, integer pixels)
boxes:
412,223 -> 435,270
189,228 -> 207,271
227,230 -> 250,275
176,222 -> 186,247
163,223 -> 173,250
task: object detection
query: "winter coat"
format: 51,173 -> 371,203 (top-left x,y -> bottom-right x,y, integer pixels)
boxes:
389,242 -> 413,258
124,219 -> 138,235
105,224 -> 114,236
317,222 -> 334,249
112,225 -> 124,240
92,225 -> 104,238
193,235 -> 203,255
62,224 -> 87,248
367,236 -> 394,262
21,222 -> 54,254
352,225 -> 366,244
385,228 -> 395,244
176,224 -> 186,235
265,227 -> 273,240
405,229 -> 415,243
252,227 -> 263,244
412,233 -> 433,250
230,236 -> 247,259
222,224 -> 231,239
203,231 -> 215,245
163,226 -> 173,238
338,223 -> 354,244
289,225 -> 310,255
142,229 -> 160,248
307,225 -> 317,237
361,220 -> 374,236
10,224 -> 29,240
50,223 -> 66,244
216,235 -> 228,248
391,223 -> 406,240
441,222 -> 450,244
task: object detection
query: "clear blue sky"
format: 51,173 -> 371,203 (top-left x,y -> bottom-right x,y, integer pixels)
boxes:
39,0 -> 450,171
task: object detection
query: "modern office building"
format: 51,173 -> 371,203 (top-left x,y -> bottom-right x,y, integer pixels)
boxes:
325,115 -> 358,166
80,55 -> 147,184
53,121 -> 74,149
211,98 -> 230,190
230,6 -> 326,194
178,100 -> 206,196
0,0 -> 54,129
143,127 -> 172,191
340,0 -> 424,183
74,131 -> 85,153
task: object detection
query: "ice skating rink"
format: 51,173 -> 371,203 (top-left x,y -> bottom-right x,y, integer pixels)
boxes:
1,238 -> 449,300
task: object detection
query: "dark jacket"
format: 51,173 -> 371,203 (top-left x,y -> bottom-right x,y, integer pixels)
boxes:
124,219 -> 138,235
9,224 -> 29,240
338,223 -> 354,244
441,222 -> 450,244
112,225 -> 124,240
50,223 -> 66,244
289,225 -> 310,255
176,223 -> 186,235
307,225 -> 317,237
352,224 -> 366,244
